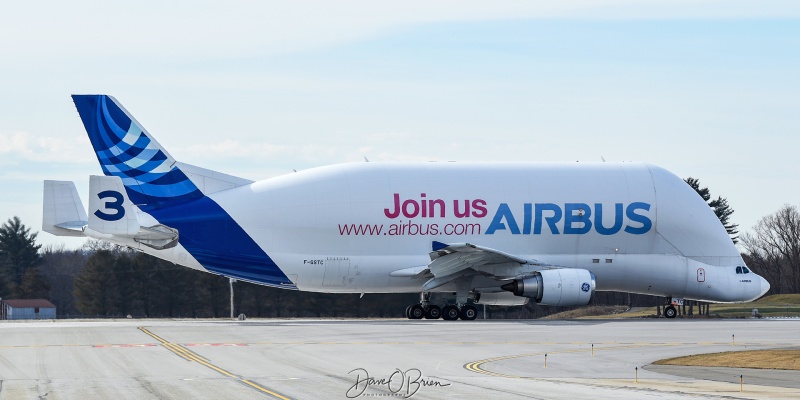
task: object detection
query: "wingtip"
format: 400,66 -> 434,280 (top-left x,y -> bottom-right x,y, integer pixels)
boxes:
432,241 -> 449,251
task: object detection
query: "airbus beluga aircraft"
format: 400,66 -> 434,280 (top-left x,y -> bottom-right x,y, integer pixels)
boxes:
43,95 -> 769,320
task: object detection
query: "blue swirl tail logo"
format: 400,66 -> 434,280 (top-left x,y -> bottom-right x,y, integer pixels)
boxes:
72,94 -> 202,206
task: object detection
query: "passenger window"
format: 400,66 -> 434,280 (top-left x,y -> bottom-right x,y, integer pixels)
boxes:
736,266 -> 742,274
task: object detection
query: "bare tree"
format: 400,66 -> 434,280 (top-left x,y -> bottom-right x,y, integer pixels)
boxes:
741,205 -> 800,294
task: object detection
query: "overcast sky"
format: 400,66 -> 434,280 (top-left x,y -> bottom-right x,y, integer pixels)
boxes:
1,1 -> 799,249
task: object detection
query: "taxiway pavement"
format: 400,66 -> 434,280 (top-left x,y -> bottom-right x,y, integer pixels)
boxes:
1,318 -> 798,399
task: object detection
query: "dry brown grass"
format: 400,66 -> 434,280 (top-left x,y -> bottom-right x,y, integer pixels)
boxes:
574,293 -> 800,319
540,305 -> 629,319
654,349 -> 800,370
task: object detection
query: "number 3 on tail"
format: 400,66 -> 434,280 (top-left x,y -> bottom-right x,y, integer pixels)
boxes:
95,190 -> 125,221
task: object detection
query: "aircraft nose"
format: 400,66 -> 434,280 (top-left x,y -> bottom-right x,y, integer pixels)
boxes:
759,275 -> 771,298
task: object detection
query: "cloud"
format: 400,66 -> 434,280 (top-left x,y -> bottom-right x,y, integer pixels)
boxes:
0,131 -> 94,166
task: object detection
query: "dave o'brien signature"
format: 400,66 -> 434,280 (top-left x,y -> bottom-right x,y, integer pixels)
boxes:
346,368 -> 450,398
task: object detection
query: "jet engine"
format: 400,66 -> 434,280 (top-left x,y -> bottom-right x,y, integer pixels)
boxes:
501,269 -> 595,306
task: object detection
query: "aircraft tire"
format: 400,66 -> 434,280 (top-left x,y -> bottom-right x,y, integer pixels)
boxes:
424,305 -> 441,319
404,305 -> 413,319
408,304 -> 425,319
442,305 -> 460,321
664,305 -> 677,319
459,305 -> 477,320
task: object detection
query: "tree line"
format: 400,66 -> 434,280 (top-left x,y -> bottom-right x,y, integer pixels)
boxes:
30,242 -> 420,318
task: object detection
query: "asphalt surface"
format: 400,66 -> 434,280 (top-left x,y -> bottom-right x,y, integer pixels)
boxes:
645,365 -> 800,389
0,318 -> 798,399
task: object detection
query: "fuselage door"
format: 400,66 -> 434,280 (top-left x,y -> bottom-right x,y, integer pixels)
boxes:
322,257 -> 350,286
697,268 -> 705,283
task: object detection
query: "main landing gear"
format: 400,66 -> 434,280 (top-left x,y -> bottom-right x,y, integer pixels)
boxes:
405,303 -> 477,321
404,292 -> 477,321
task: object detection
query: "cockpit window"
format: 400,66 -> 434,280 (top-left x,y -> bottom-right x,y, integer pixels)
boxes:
736,266 -> 742,274
743,266 -> 750,274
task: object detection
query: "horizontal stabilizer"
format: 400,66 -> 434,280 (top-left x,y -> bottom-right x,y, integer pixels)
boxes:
177,162 -> 253,195
43,180 -> 88,237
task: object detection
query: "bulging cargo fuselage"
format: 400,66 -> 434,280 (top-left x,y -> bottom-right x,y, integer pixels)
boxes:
46,95 -> 769,322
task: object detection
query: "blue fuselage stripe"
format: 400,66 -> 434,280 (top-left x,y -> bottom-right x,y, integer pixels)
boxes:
143,196 -> 294,287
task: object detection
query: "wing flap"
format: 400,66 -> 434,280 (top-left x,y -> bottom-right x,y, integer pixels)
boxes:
427,242 -> 541,278
389,265 -> 430,277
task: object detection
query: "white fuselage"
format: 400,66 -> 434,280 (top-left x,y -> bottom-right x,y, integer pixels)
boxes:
64,95 -> 768,307
166,162 -> 765,303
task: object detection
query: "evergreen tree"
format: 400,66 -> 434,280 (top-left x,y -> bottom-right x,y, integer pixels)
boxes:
684,177 -> 710,202
709,196 -> 739,243
0,216 -> 42,297
151,258 -> 192,317
0,262 -> 10,298
684,177 -> 739,244
39,245 -> 87,315
18,268 -> 51,298
113,252 -> 137,316
74,250 -> 118,315
131,252 -> 158,317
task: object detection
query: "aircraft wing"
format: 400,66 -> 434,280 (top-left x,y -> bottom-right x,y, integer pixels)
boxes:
408,241 -> 546,291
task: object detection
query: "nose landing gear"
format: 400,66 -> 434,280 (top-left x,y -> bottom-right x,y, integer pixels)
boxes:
663,297 -> 683,319
664,305 -> 677,318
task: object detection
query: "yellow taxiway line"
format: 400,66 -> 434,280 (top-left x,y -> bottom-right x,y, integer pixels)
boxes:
138,326 -> 290,400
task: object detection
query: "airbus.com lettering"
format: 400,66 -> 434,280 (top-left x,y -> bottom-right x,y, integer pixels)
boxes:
337,193 -> 653,236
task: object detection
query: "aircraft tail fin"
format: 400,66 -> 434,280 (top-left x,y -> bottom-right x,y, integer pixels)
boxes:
42,180 -> 88,237
71,95 -> 253,205
71,94 -> 246,207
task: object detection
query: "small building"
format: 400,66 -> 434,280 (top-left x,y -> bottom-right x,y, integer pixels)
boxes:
1,299 -> 57,320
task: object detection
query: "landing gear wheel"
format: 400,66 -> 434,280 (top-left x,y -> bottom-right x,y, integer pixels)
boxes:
408,304 -> 425,319
664,305 -> 677,319
442,305 -> 460,321
459,305 -> 477,321
424,305 -> 441,319
405,305 -> 413,319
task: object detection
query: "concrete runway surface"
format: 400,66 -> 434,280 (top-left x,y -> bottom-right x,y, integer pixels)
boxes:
0,318 -> 798,399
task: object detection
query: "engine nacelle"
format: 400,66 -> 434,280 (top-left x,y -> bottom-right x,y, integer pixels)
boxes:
474,291 -> 529,306
501,269 -> 595,306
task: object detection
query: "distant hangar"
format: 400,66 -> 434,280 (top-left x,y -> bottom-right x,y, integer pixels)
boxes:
0,299 -> 56,320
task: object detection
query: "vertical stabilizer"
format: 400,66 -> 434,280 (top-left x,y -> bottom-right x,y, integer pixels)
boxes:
72,95 -> 203,207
